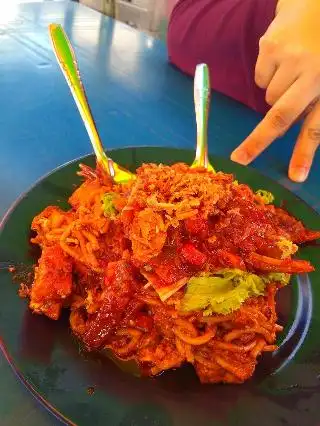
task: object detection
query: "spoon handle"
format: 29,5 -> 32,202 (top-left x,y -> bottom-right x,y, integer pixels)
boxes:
192,64 -> 215,171
49,24 -> 112,175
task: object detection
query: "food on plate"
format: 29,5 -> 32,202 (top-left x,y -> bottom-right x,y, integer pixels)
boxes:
17,162 -> 320,383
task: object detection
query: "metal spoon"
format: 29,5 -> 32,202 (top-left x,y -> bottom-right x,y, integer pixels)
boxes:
191,63 -> 215,171
48,23 -> 135,183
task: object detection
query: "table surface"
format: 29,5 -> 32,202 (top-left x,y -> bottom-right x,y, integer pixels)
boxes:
0,1 -> 319,425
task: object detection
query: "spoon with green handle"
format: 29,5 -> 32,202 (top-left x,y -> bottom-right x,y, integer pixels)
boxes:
49,23 -> 135,184
191,63 -> 215,171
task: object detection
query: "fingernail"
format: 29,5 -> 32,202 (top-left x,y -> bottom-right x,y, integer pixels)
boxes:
231,150 -> 249,165
289,167 -> 309,182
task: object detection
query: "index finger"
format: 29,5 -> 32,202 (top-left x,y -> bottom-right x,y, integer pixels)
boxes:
231,76 -> 319,165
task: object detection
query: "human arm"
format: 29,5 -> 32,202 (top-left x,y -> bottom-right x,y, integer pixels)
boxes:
231,0 -> 320,182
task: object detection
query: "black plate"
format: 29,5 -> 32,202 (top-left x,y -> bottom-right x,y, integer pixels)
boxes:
0,148 -> 320,426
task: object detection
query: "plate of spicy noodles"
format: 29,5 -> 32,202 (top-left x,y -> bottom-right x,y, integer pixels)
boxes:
0,147 -> 320,426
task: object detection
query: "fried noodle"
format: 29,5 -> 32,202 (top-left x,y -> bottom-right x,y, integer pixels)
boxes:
17,162 -> 319,383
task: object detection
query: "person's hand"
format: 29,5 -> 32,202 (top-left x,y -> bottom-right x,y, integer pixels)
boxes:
231,0 -> 320,182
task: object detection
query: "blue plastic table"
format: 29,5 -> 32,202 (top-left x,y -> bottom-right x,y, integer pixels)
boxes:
0,1 -> 319,425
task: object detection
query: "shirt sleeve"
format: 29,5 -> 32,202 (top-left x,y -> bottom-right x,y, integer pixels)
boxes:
167,0 -> 278,114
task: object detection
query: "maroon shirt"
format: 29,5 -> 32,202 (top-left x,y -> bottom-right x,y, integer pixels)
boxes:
167,0 -> 278,114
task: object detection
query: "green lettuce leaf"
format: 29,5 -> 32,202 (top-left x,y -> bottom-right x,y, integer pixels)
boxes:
101,193 -> 117,218
181,269 -> 290,315
276,237 -> 298,259
255,189 -> 275,204
262,272 -> 290,286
